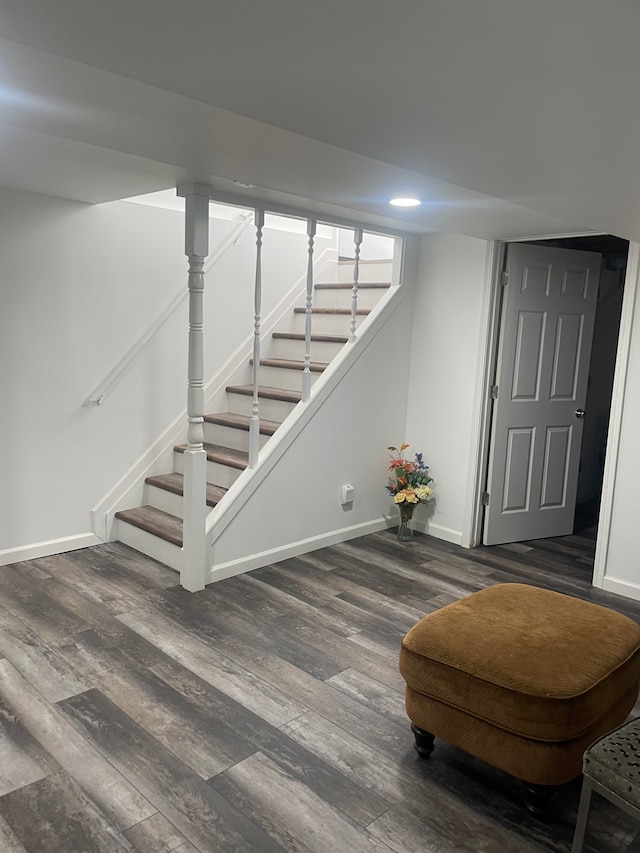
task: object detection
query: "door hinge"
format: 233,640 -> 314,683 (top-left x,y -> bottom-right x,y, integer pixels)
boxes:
490,384 -> 499,400
501,270 -> 509,287
482,492 -> 490,506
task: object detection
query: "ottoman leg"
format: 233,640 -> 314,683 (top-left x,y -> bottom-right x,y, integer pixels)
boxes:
411,723 -> 435,759
523,781 -> 556,816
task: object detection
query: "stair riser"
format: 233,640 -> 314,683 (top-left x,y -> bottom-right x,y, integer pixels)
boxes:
203,421 -> 272,452
173,452 -> 244,489
312,287 -> 387,310
225,391 -> 298,422
251,365 -> 323,393
144,483 -> 184,518
268,338 -> 345,362
289,312 -> 366,337
115,519 -> 182,571
337,261 -> 393,283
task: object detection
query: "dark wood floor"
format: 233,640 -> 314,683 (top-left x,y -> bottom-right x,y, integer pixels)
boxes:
1,525 -> 640,852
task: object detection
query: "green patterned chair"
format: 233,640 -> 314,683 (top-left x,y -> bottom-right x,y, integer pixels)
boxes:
572,718 -> 640,852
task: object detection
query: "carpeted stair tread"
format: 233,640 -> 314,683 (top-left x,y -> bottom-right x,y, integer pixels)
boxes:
293,307 -> 369,315
115,505 -> 183,547
250,357 -> 328,372
314,282 -> 391,289
173,442 -> 249,469
145,472 -> 227,507
225,384 -> 302,403
204,412 -> 280,435
272,332 -> 348,343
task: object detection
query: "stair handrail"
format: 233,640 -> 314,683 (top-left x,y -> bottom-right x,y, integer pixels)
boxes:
81,212 -> 254,407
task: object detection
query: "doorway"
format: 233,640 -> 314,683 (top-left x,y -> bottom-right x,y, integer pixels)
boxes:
482,234 -> 628,559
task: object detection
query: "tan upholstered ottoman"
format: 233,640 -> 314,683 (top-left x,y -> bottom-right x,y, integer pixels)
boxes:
399,583 -> 640,811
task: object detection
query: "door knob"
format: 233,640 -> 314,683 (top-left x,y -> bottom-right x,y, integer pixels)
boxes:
575,408 -> 586,419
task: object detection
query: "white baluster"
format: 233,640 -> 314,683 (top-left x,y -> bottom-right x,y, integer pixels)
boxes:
249,209 -> 264,467
182,187 -> 210,592
302,218 -> 316,402
350,228 -> 363,343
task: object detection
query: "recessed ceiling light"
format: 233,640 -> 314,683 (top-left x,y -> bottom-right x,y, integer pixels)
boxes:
389,197 -> 421,207
233,180 -> 256,188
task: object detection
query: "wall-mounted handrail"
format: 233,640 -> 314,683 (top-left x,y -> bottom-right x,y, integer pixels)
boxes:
81,212 -> 253,407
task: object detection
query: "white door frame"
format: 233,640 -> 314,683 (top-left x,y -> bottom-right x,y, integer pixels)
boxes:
463,237 -> 640,591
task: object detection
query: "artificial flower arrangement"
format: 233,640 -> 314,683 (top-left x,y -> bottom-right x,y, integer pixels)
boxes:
386,443 -> 434,505
386,443 -> 433,539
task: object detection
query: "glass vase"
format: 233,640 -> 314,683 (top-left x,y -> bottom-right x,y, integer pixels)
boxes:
397,504 -> 415,542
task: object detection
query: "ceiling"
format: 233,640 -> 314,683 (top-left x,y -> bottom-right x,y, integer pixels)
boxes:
0,0 -> 638,241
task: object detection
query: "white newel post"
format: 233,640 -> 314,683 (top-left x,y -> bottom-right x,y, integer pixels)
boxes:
349,228 -> 363,343
181,187 -> 210,592
302,218 -> 317,402
249,209 -> 264,468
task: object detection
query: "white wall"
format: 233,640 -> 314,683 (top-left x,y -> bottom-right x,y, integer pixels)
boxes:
0,188 -> 187,559
0,186 -> 335,562
600,255 -> 640,599
405,232 -> 490,544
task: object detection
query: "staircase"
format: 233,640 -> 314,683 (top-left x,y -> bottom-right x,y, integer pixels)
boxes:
114,261 -> 392,573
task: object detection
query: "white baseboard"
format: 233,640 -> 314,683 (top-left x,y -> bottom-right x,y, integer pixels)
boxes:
0,533 -> 103,567
207,518 -> 389,584
601,575 -> 640,603
413,520 -> 463,546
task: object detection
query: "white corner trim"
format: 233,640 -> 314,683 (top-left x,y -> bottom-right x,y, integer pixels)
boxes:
207,518 -> 389,584
592,240 -> 640,588
462,239 -> 503,548
0,533 -> 103,567
601,575 -> 640,603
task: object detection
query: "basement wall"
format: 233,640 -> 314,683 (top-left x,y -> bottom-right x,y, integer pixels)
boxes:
405,231 -> 490,545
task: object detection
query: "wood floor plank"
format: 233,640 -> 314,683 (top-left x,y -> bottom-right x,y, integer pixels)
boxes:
209,751 -> 395,853
0,699 -> 50,796
155,582 -> 404,692
123,812 -> 196,853
205,579 -> 355,680
146,658 -> 388,827
0,567 -> 92,643
280,710 -> 570,852
35,553 -> 142,614
0,659 -> 155,830
124,592 -> 410,760
0,604 -> 88,702
64,542 -> 178,593
0,771 -> 137,853
116,607 -> 309,727
92,655 -> 258,779
365,802 -> 549,853
59,689 -> 289,853
249,563 -> 418,646
325,667 -> 407,726
0,813 -> 28,852
269,554 -> 431,631
8,560 -> 53,582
